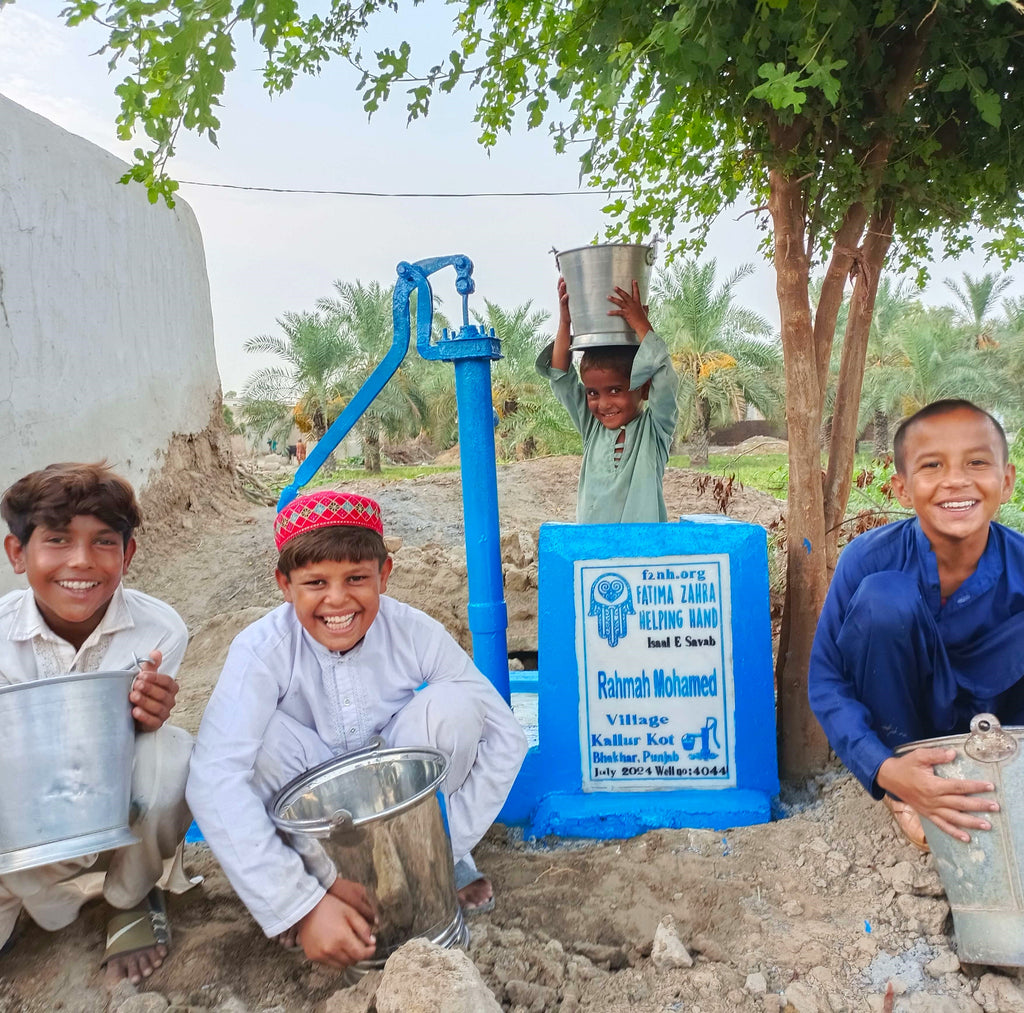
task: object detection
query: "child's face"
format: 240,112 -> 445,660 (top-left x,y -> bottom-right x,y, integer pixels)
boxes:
581,365 -> 649,430
276,555 -> 393,653
3,514 -> 135,646
891,407 -> 1015,551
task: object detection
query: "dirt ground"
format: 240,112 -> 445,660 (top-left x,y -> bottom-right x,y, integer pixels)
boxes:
4,457 -> 1023,1013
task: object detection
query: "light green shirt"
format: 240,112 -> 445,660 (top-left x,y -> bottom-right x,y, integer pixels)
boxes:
536,331 -> 679,523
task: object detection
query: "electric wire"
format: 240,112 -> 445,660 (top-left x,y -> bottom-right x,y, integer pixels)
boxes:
177,179 -> 631,198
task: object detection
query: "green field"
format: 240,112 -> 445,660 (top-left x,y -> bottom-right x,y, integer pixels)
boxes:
669,452 -> 792,499
271,451 -> 1024,534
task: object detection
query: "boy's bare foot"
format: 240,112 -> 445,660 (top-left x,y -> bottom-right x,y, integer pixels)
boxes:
457,875 -> 494,915
101,888 -> 171,985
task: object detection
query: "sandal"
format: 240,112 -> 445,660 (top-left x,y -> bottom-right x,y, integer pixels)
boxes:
101,887 -> 171,970
883,795 -> 930,853
0,917 -> 21,958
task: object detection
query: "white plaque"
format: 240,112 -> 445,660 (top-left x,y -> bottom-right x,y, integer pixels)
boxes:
575,555 -> 736,791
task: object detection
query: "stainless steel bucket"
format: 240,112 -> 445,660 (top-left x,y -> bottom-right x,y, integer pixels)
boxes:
898,714 -> 1024,966
271,741 -> 468,978
555,243 -> 657,348
0,670 -> 137,874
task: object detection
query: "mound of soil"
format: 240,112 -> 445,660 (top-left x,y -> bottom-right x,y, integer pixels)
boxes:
6,459 -> 1020,1012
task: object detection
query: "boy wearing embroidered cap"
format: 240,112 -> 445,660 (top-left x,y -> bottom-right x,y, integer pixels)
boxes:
186,491 -> 528,969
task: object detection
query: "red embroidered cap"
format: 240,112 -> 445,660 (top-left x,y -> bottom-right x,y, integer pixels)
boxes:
274,491 -> 384,551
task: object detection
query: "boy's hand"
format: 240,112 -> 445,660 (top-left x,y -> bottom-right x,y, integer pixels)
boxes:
557,276 -> 571,327
130,651 -> 179,732
328,877 -> 377,923
551,276 -> 573,372
877,748 -> 999,842
297,886 -> 377,969
608,280 -> 652,340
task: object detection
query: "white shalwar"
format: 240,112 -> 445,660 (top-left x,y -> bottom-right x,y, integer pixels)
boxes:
186,596 -> 529,937
0,585 -> 195,948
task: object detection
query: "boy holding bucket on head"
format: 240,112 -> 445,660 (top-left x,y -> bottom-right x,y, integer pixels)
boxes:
809,400 -> 1024,850
0,463 -> 194,983
536,277 -> 679,523
186,491 -> 528,969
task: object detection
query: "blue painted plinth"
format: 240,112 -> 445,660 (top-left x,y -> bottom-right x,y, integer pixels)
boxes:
529,788 -> 771,839
500,518 -> 779,839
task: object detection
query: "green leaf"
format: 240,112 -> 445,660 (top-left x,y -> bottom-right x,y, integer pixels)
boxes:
936,68 -> 967,92
973,88 -> 1002,127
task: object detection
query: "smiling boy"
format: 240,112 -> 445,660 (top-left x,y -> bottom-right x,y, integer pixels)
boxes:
186,490 -> 528,969
536,278 -> 679,523
809,400 -> 1024,850
0,463 -> 194,984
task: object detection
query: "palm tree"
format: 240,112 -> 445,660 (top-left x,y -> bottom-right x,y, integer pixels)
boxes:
240,310 -> 354,446
419,299 -> 583,459
876,306 -> 1000,418
993,295 -> 1024,431
651,259 -> 784,466
943,271 -> 1012,348
479,300 -> 580,459
856,277 -> 921,455
319,280 -> 432,473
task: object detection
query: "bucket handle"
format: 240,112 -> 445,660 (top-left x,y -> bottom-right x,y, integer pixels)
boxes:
346,735 -> 385,759
328,808 -> 355,832
321,737 -> 385,833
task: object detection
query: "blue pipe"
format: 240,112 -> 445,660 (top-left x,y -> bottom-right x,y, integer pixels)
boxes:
276,266 -> 425,511
453,355 -> 510,701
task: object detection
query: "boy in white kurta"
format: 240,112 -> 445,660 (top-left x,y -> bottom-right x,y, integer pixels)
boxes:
186,490 -> 528,970
0,463 -> 194,984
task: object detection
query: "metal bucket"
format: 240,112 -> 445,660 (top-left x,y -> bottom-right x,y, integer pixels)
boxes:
555,243 -> 657,348
271,741 -> 467,978
898,714 -> 1024,966
0,670 -> 137,874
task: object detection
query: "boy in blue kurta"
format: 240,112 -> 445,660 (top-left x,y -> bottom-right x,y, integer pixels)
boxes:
809,400 -> 1023,850
536,278 -> 679,523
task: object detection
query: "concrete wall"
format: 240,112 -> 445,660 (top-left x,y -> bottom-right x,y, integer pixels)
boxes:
0,94 -> 222,592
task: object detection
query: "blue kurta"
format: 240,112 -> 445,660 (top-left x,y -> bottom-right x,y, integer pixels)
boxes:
809,517 -> 1024,796
536,331 -> 679,523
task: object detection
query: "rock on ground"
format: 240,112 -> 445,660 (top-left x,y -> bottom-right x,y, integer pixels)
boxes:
374,938 -> 502,1013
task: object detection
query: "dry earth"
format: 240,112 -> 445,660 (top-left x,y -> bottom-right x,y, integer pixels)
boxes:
4,458 -> 1024,1013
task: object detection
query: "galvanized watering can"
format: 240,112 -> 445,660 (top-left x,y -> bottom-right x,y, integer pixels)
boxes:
271,740 -> 467,979
555,242 -> 657,348
0,669 -> 137,874
898,714 -> 1024,966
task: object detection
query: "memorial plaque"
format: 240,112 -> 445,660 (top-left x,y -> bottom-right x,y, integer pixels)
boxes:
575,555 -> 735,791
500,520 -> 777,837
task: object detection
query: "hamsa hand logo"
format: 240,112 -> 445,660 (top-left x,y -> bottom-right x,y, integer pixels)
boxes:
588,573 -> 635,648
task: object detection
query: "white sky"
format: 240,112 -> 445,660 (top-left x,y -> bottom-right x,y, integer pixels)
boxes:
1,2 -> 1019,392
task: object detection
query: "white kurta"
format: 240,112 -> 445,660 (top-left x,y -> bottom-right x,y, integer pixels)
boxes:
186,597 -> 529,936
0,586 -> 194,945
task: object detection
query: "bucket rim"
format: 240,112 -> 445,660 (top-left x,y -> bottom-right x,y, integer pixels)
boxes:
0,669 -> 134,698
555,242 -> 655,261
269,744 -> 450,835
896,723 -> 1024,755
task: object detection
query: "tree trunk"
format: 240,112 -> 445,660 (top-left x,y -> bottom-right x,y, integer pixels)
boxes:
364,428 -> 382,473
873,409 -> 889,459
820,415 -> 832,455
768,166 -> 831,779
823,201 -> 896,570
766,16 -> 933,779
690,399 -> 712,467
